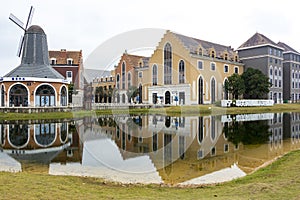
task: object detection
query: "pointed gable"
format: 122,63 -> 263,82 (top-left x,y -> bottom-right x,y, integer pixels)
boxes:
238,32 -> 278,49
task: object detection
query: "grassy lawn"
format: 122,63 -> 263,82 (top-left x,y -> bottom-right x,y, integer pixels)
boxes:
1,150 -> 300,199
0,103 -> 300,120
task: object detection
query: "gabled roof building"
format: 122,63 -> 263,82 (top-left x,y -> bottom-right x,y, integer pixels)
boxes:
238,33 -> 284,103
277,42 -> 300,102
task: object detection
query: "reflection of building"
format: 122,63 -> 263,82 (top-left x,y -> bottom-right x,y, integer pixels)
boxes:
0,26 -> 69,108
0,121 -> 82,171
98,113 -> 300,184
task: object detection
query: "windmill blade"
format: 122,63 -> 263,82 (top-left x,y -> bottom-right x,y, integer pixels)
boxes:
17,35 -> 24,57
25,6 -> 34,30
9,13 -> 25,31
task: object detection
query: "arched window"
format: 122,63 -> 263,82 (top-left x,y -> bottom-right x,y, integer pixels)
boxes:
35,85 -> 56,106
152,64 -> 158,85
179,60 -> 185,84
1,85 -> 4,107
60,86 -> 67,106
9,84 -> 28,107
164,43 -> 172,84
269,67 -> 273,76
275,68 -> 278,76
211,50 -> 215,58
8,124 -> 29,148
198,48 -> 203,55
127,72 -> 131,88
116,74 -> 120,89
60,122 -> 68,143
35,123 -> 56,147
122,62 -> 126,89
211,78 -> 216,104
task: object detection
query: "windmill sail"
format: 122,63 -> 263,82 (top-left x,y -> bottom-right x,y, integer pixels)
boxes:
25,6 -> 34,30
17,35 -> 24,57
9,13 -> 25,30
9,6 -> 34,57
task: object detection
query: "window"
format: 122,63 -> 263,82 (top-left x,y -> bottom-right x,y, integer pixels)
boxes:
50,58 -> 56,65
127,72 -> 131,88
224,65 -> 229,73
278,69 -> 281,77
210,62 -> 216,71
164,43 -> 172,84
35,85 -> 56,107
67,58 -> 73,65
211,50 -> 215,58
275,79 -> 278,87
269,48 -> 273,55
179,60 -> 185,84
198,48 -> 203,55
138,71 -> 143,78
234,67 -> 239,74
279,80 -> 281,88
269,67 -> 273,76
224,53 -> 228,60
66,71 -> 73,81
234,55 -> 238,62
60,86 -> 67,106
269,57 -> 273,63
122,62 -> 126,89
116,74 -> 120,89
198,60 -> 203,70
152,64 -> 157,85
274,69 -> 277,76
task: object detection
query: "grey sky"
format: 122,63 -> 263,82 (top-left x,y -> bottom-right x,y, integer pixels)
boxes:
1,0 -> 299,75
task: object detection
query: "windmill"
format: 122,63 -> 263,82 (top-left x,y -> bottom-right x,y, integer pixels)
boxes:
9,6 -> 35,57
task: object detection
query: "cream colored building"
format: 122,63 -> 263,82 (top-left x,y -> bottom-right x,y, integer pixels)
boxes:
140,30 -> 244,105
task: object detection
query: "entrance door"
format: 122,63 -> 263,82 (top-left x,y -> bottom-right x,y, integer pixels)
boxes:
165,91 -> 171,104
152,93 -> 158,104
198,77 -> 203,104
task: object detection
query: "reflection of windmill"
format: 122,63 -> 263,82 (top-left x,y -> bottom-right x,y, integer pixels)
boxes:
9,6 -> 34,57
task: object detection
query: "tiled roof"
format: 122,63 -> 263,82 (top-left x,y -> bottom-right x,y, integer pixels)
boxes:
238,32 -> 278,49
5,63 -> 64,79
49,50 -> 82,65
172,32 -> 236,58
277,42 -> 299,53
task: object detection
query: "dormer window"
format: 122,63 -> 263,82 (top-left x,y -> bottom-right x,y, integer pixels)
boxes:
50,58 -> 56,65
198,48 -> 203,56
224,53 -> 228,60
234,55 -> 238,62
67,58 -> 73,65
139,62 -> 142,67
211,50 -> 215,58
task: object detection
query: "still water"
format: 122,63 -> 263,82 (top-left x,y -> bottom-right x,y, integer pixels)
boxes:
1,113 -> 300,185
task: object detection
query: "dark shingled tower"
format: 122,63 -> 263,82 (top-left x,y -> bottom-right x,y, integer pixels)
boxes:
5,25 -> 64,79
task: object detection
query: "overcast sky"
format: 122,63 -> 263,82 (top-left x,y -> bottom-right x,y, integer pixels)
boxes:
0,0 -> 299,75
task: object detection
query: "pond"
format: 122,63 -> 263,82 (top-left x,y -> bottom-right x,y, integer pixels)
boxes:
1,112 -> 300,185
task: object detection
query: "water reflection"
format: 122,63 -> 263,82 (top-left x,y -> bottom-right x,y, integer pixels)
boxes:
1,112 -> 300,185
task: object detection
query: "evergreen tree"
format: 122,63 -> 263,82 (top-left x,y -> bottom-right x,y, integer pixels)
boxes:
224,73 -> 245,99
242,68 -> 272,99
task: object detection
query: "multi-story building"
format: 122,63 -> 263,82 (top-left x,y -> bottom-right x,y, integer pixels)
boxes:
277,42 -> 300,102
114,52 -> 149,104
92,70 -> 115,103
140,30 -> 244,105
49,49 -> 84,90
237,33 -> 284,103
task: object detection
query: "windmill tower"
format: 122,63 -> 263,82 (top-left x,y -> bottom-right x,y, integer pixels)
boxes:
1,6 -> 69,109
